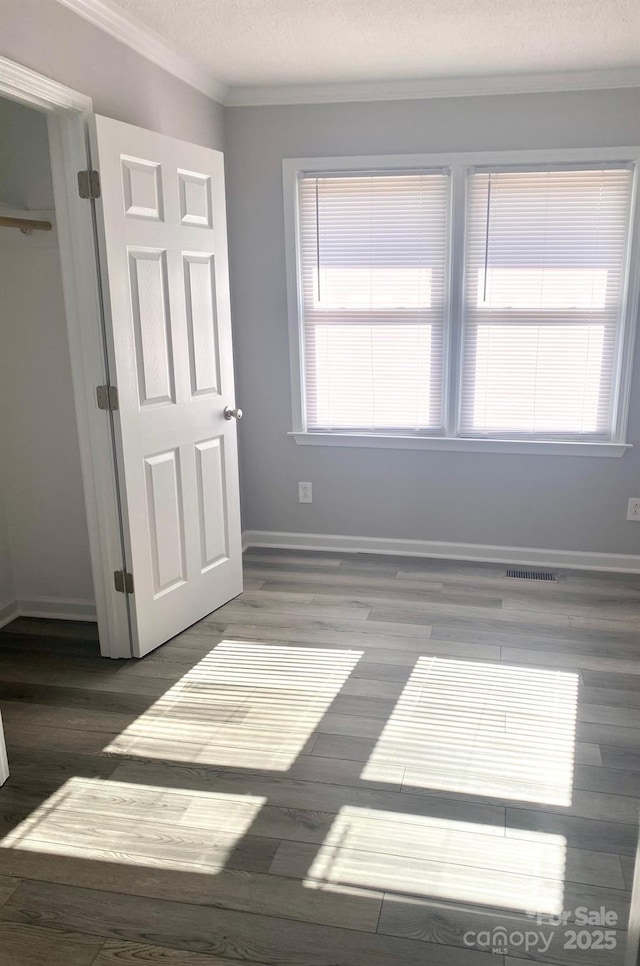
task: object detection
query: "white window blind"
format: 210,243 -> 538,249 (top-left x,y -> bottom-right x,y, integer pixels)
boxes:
298,171 -> 449,433
461,167 -> 633,439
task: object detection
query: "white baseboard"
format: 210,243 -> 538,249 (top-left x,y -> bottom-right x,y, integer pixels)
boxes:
2,597 -> 97,623
0,601 -> 20,630
242,529 -> 640,574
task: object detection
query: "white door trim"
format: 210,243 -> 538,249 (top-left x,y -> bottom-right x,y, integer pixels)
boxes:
0,56 -> 131,658
0,56 -> 91,112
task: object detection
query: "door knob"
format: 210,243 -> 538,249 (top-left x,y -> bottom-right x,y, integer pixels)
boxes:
224,406 -> 243,420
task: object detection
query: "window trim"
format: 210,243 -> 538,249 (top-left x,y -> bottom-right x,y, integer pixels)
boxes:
283,147 -> 640,457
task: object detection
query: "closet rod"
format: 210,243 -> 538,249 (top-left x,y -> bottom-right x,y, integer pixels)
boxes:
0,215 -> 52,235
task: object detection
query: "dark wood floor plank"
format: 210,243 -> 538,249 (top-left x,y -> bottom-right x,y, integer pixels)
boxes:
578,704 -> 640,727
0,920 -> 104,966
0,874 -> 21,907
222,623 -> 500,663
502,591 -> 640,621
0,851 -> 382,933
312,589 -> 504,610
502,646 -> 640,676
505,809 -> 638,855
336,676 -> 405,699
579,686 -> 640,708
0,665 -> 177,697
0,747 -> 120,781
581,670 -> 640,691
369,602 -> 570,629
433,617 -> 640,648
577,721 -> 640,750
0,702 -> 157,738
0,723 -> 116,757
206,610 -> 435,642
0,681 -> 164,716
213,598 -> 372,622
0,880 -> 496,965
258,575 -> 446,598
349,662 -> 412,682
599,745 -> 640,773
287,752 -> 404,788
572,763 -> 640,797
92,940 -> 269,965
310,733 -> 379,763
0,696 -> 244,737
504,788 -> 640,825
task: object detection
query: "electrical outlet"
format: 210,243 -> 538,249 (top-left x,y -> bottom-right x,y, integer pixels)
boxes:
298,482 -> 312,503
627,499 -> 640,521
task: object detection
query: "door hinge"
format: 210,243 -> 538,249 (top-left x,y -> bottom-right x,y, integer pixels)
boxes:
114,570 -> 134,594
77,169 -> 101,199
96,384 -> 119,411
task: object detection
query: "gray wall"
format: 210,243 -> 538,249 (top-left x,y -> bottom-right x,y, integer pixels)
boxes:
226,88 -> 640,555
0,98 -> 54,209
0,220 -> 94,604
0,0 -> 224,150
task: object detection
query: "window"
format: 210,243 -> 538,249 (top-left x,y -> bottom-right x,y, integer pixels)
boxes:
298,172 -> 449,433
461,167 -> 632,439
285,152 -> 639,456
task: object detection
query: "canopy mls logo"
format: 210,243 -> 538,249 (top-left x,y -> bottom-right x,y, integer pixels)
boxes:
463,907 -> 619,956
463,929 -> 556,956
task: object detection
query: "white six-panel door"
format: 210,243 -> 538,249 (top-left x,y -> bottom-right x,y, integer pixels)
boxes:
90,115 -> 242,657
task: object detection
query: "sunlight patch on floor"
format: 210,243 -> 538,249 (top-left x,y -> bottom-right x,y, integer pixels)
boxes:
103,640 -> 363,769
0,777 -> 265,873
304,805 -> 567,914
360,657 -> 578,805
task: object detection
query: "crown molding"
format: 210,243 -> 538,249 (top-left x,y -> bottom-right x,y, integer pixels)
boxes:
51,2 -> 640,109
226,67 -> 640,107
55,0 -> 227,104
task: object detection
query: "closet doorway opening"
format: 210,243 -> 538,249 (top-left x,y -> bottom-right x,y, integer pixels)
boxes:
0,60 -> 130,662
0,94 -> 103,651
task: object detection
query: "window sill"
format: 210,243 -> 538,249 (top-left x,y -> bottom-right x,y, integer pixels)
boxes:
289,432 -> 631,457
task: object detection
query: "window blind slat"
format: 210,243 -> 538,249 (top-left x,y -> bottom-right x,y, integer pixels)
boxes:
299,172 -> 449,432
460,168 -> 633,440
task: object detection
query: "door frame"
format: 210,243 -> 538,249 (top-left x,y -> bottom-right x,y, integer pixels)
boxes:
0,56 -> 131,658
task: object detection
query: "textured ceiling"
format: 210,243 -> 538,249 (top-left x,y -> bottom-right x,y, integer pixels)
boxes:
106,0 -> 639,88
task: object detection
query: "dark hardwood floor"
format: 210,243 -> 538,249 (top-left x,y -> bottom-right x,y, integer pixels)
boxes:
0,548 -> 639,965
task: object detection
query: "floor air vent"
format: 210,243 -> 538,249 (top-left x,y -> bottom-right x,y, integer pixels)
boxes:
505,569 -> 556,581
